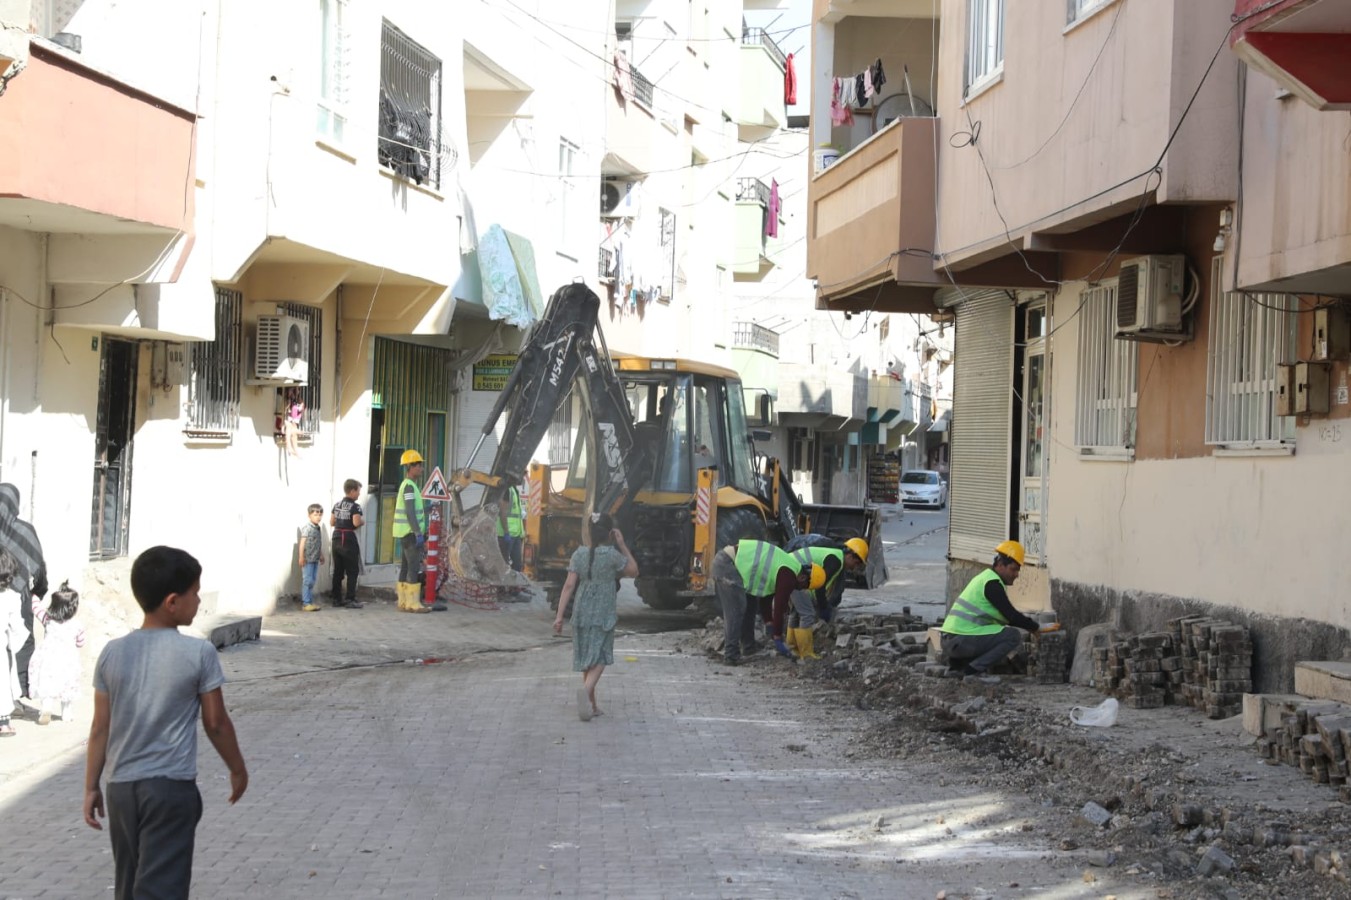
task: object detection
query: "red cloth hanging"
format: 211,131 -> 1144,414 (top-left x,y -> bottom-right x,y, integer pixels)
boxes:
784,53 -> 797,105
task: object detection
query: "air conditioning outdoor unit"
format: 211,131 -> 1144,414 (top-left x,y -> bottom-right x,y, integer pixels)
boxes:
600,178 -> 641,217
254,315 -> 310,384
1116,254 -> 1188,339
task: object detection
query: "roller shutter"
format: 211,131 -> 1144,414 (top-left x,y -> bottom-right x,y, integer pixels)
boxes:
947,290 -> 1014,564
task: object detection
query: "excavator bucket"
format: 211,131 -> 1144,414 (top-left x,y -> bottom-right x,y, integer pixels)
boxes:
444,506 -> 528,586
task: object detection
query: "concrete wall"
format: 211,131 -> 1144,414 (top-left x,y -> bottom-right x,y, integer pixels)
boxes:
935,0 -> 1238,266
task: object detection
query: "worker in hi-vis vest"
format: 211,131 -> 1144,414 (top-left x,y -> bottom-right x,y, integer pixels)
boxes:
391,449 -> 444,613
496,485 -> 525,573
939,539 -> 1040,685
710,539 -> 823,667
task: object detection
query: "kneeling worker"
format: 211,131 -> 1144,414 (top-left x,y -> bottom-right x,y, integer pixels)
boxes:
940,540 -> 1040,685
711,539 -> 824,666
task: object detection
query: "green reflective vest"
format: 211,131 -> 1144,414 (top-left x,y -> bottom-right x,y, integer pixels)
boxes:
734,540 -> 799,597
941,568 -> 1007,635
496,488 -> 524,538
391,477 -> 425,538
791,546 -> 843,592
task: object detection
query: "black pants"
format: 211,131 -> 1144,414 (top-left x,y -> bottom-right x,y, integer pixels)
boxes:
107,778 -> 203,900
16,592 -> 33,696
331,532 -> 360,600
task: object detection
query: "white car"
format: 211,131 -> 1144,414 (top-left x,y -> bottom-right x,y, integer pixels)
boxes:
900,470 -> 947,509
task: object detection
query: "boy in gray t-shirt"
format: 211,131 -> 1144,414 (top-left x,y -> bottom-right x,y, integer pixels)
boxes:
84,546 -> 248,899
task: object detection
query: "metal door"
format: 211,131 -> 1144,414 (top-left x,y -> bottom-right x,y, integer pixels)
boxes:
90,338 -> 138,559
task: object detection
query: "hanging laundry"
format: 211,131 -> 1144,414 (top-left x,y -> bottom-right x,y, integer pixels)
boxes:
829,79 -> 852,126
869,58 -> 887,98
863,66 -> 874,101
766,179 -> 780,239
784,52 -> 797,105
613,49 -> 634,104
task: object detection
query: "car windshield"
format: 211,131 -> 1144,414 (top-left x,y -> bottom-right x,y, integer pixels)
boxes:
901,472 -> 939,485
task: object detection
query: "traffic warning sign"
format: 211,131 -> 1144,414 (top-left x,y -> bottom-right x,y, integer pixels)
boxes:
422,466 -> 450,500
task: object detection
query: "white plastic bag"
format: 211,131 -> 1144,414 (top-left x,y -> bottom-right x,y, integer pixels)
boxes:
1069,697 -> 1119,728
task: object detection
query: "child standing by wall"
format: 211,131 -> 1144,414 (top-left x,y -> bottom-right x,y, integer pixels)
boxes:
298,503 -> 325,612
84,545 -> 248,898
329,479 -> 365,608
29,580 -> 86,725
0,549 -> 28,736
552,513 -> 638,721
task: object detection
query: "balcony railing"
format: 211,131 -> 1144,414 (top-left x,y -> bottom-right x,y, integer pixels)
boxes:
741,26 -> 786,70
736,177 -> 770,206
631,65 -> 655,108
732,321 -> 780,357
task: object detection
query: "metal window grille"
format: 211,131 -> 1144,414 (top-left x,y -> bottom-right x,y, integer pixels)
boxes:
548,391 -> 574,465
1204,259 -> 1296,447
1074,281 -> 1137,449
559,138 -> 578,246
281,302 -> 323,434
965,0 -> 1004,92
187,287 -> 243,433
378,20 -> 443,189
598,246 -> 613,279
741,25 -> 786,70
736,177 -> 770,206
731,321 -> 779,357
660,207 -> 676,301
630,65 -> 655,108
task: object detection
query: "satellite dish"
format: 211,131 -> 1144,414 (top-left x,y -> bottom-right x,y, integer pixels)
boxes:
871,92 -> 935,134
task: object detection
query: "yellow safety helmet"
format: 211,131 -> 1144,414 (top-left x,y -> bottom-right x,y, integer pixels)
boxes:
400,449 -> 424,466
994,539 -> 1026,566
844,537 -> 869,562
806,564 -> 826,591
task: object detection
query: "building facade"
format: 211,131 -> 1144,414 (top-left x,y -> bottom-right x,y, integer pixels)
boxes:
807,0 -> 1351,689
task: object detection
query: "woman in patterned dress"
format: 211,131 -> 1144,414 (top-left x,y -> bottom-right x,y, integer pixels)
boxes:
552,513 -> 638,721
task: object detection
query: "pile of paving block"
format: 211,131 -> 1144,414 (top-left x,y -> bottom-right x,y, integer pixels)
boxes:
1091,617 -> 1252,717
1254,698 -> 1351,794
829,612 -> 931,659
1023,629 -> 1070,683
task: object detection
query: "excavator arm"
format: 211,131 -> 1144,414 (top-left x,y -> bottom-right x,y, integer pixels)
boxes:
447,283 -> 649,582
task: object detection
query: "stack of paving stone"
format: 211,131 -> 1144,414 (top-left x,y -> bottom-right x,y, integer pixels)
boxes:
1091,641 -> 1125,693
1025,630 -> 1069,683
1255,699 -> 1351,795
1172,616 -> 1253,719
1091,633 -> 1173,707
829,612 -> 930,658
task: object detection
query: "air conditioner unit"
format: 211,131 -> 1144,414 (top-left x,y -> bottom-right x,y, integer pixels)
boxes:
600,178 -> 641,217
254,315 -> 310,384
1116,254 -> 1187,338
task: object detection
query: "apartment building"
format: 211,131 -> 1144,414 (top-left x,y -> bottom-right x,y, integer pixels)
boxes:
1,0 -> 840,614
807,0 -> 1351,688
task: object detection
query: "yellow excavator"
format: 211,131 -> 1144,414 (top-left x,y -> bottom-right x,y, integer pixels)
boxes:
444,282 -> 883,610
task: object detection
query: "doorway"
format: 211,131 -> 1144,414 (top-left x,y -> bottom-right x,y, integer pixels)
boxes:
90,337 -> 137,559
1017,301 -> 1048,563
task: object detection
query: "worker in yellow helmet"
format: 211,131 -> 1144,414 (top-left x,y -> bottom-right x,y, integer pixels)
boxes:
710,539 -> 824,665
939,539 -> 1039,685
392,449 -> 443,612
783,534 -> 869,623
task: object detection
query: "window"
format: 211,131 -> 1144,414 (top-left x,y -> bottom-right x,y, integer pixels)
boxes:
1074,281 -> 1137,451
548,390 -> 573,465
1204,263 -> 1296,448
378,20 -> 443,189
965,0 -> 1005,94
187,287 -> 243,434
1067,0 -> 1113,24
281,302 -> 323,434
659,207 -> 676,302
558,138 -> 578,250
317,0 -> 349,143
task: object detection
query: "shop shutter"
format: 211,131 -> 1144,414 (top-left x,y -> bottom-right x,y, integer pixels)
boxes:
947,290 -> 1014,564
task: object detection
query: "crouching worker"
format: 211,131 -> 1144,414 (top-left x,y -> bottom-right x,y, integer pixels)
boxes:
785,536 -> 868,624
711,539 -> 822,666
939,540 -> 1040,685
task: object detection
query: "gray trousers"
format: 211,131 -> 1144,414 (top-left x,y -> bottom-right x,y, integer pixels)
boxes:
107,778 -> 203,900
399,533 -> 424,582
789,589 -> 817,628
712,552 -> 757,662
941,627 -> 1023,674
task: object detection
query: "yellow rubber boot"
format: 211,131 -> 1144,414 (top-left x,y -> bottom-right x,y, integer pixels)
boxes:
785,628 -> 800,657
793,627 -> 820,660
397,582 -> 417,611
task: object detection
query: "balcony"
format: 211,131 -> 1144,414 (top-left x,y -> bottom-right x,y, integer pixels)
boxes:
860,373 -> 912,447
736,26 -> 787,142
777,362 -> 867,432
0,43 -> 196,235
605,56 -> 665,174
1231,0 -> 1351,110
733,177 -> 781,281
731,321 -> 780,357
806,116 -> 939,312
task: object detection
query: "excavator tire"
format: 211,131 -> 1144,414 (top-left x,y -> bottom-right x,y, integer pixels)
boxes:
715,504 -> 769,550
636,579 -> 692,611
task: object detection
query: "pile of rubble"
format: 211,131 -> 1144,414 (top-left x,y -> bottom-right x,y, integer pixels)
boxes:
1092,617 -> 1252,718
